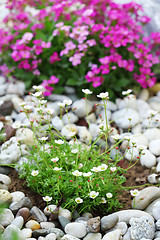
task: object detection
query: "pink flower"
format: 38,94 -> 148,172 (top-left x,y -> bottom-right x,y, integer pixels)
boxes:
65,41 -> 76,50
11,50 -> 21,61
50,52 -> 61,64
41,42 -> 51,48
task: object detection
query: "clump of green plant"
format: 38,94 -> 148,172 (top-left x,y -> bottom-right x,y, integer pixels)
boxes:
15,86 -> 136,214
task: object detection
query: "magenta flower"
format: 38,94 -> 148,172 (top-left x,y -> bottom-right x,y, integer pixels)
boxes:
50,52 -> 61,64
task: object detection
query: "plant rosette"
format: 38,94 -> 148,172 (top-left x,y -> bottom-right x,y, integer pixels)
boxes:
0,0 -> 160,100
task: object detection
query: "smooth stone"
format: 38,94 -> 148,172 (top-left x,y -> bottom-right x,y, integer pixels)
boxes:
85,112 -> 96,123
144,128 -> 160,142
40,222 -> 55,229
16,207 -> 30,223
98,109 -> 112,123
0,183 -> 8,190
48,94 -> 71,102
123,227 -> 131,240
124,147 -> 139,161
129,133 -> 148,148
132,124 -> 142,134
30,206 -> 47,223
138,89 -> 149,101
77,126 -> 92,145
9,197 -> 32,214
137,99 -> 151,119
11,191 -> 25,202
149,139 -> 160,156
87,216 -> 100,233
11,96 -> 24,112
142,113 -> 160,128
145,198 -> 160,216
72,99 -> 93,118
51,116 -> 64,131
61,124 -> 78,140
0,174 -> 11,186
113,222 -> 128,235
150,102 -> 160,112
64,86 -> 76,94
83,232 -> 102,240
102,229 -> 122,240
45,233 -> 57,240
156,220 -> 160,230
11,216 -> 24,229
112,108 -> 140,129
132,187 -> 160,210
21,228 -> 32,238
82,213 -> 93,219
25,220 -> 41,231
32,229 -> 49,238
108,210 -> 154,224
155,232 -> 160,239
65,222 -> 87,238
7,81 -> 25,97
0,189 -> 12,204
0,100 -> 13,117
49,206 -> 59,221
16,128 -> 35,145
152,201 -> 160,221
58,209 -> 72,221
157,162 -> 160,173
58,216 -> 70,229
61,234 -> 80,240
2,224 -> 25,240
129,216 -> 155,240
148,174 -> 159,184
62,112 -> 78,125
140,149 -> 156,168
47,102 -> 61,116
48,228 -> 65,239
101,215 -> 118,231
0,166 -> 11,175
0,137 -> 21,164
0,208 -> 14,227
89,123 -> 100,141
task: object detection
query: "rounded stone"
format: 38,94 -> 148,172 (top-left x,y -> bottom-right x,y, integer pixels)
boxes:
72,99 -> 93,118
30,206 -> 47,223
40,222 -> 55,229
11,216 -> 24,229
65,222 -> 87,238
149,139 -> 160,156
11,191 -> 25,203
2,224 -> 25,240
83,232 -> 102,240
101,215 -> 118,231
58,209 -> 72,221
132,186 -> 160,210
143,128 -> 160,142
114,221 -> 128,235
25,220 -> 41,231
45,233 -> 57,240
61,234 -> 80,240
140,149 -> 156,168
0,208 -> 14,227
16,207 -> 30,223
21,228 -> 32,238
87,217 -> 100,233
16,128 -> 35,145
102,229 -> 121,240
0,189 -> 12,204
0,174 -> 11,186
44,204 -> 57,216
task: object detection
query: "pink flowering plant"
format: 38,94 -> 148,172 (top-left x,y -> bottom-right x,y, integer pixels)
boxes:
0,0 -> 160,98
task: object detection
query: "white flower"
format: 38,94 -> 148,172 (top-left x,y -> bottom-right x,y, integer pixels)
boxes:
31,170 -> 39,176
0,100 -> 4,106
31,92 -> 43,97
100,197 -> 107,204
33,85 -> 44,90
39,100 -> 47,104
53,167 -> 62,171
98,164 -> 108,171
19,101 -> 26,106
91,167 -> 99,172
130,189 -> 140,197
147,109 -> 158,117
97,92 -> 109,99
45,108 -> 54,115
68,131 -> 77,137
89,191 -> 99,199
110,167 -> 116,172
82,89 -> 93,95
63,99 -> 72,106
12,121 -> 21,129
83,172 -> 92,177
137,145 -> 147,151
23,105 -> 32,110
55,139 -> 64,144
123,135 -> 132,141
78,163 -> 83,169
71,149 -> 79,154
57,102 -> 65,108
51,157 -> 59,162
72,170 -> 82,176
38,136 -> 48,141
75,197 -> 83,204
111,134 -> 121,141
42,196 -> 52,202
122,89 -> 132,95
106,193 -> 113,198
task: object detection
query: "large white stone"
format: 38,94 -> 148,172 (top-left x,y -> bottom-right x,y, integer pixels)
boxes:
149,139 -> 160,156
143,128 -> 160,142
140,149 -> 156,168
16,128 -> 35,145
125,147 -> 139,161
0,209 -> 14,227
129,133 -> 148,148
102,229 -> 121,240
62,112 -> 78,125
72,99 -> 93,118
65,222 -> 87,238
2,225 -> 25,240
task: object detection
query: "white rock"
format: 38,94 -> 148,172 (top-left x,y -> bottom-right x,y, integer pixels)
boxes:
129,133 -> 148,148
21,228 -> 32,238
132,124 -> 142,134
62,112 -> 78,125
77,126 -> 92,145
72,99 -> 93,118
11,96 -> 24,112
125,147 -> 139,161
61,124 -> 78,140
137,99 -> 151,119
113,222 -> 128,235
144,128 -> 160,142
152,201 -> 160,221
7,81 -> 25,97
85,112 -> 96,123
112,108 -> 140,129
0,189 -> 13,204
2,224 -> 25,240
0,208 -> 14,227
48,94 -> 71,102
148,174 -> 159,184
11,191 -> 25,203
124,94 -> 137,110
140,149 -> 156,168
157,162 -> 160,173
59,209 -> 72,221
65,222 -> 87,238
16,128 -> 35,145
45,233 -> 57,240
40,222 -> 55,229
150,102 -> 160,112
102,229 -> 121,240
44,205 -> 57,216
104,100 -> 117,111
61,234 -> 80,240
98,109 -> 112,123
142,113 -> 160,128
47,102 -> 61,116
149,139 -> 160,156
11,216 -> 24,229
0,174 -> 11,186
89,123 -> 100,141
51,116 -> 64,131
138,89 -> 149,101
25,220 -> 41,230
83,232 -> 102,240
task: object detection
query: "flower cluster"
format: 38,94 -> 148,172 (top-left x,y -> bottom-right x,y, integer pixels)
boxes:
0,0 -> 160,98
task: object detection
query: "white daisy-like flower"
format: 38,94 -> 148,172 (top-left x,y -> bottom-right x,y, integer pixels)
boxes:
82,89 -> 93,95
71,149 -> 79,154
19,101 -> 26,106
57,102 -> 65,108
83,172 -> 92,177
31,170 -> 39,176
38,136 -> 48,141
63,99 -> 72,106
75,197 -> 83,204
122,89 -> 132,95
39,100 -> 47,104
98,164 -> 108,171
130,189 -> 140,197
91,167 -> 99,172
97,92 -> 109,99
68,131 -> 77,137
12,121 -> 22,129
147,109 -> 158,117
33,85 -> 44,90
23,105 -> 32,110
55,139 -> 64,144
51,157 -> 59,162
106,192 -> 113,198
78,163 -> 83,169
110,167 -> 116,172
100,197 -> 107,204
89,191 -> 99,199
31,92 -> 43,97
45,108 -> 54,115
123,135 -> 133,141
53,167 -> 62,171
111,134 -> 121,141
137,145 -> 147,151
72,170 -> 82,176
42,196 -> 52,202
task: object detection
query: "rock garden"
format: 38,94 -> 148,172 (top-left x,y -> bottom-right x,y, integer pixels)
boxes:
0,0 -> 160,239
